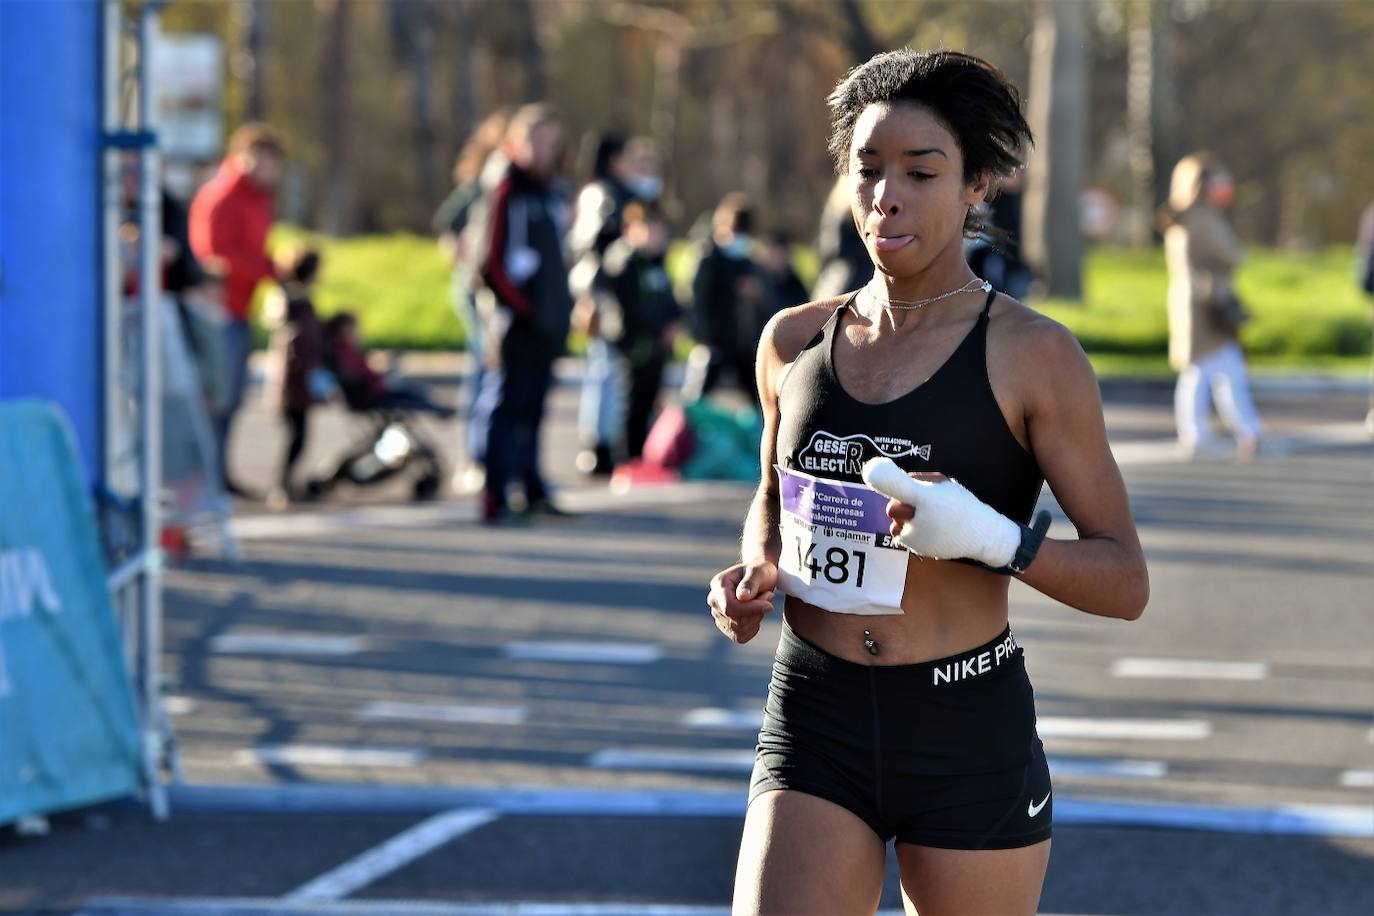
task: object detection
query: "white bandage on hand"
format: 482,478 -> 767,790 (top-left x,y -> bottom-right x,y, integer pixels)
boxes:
862,457 -> 1020,568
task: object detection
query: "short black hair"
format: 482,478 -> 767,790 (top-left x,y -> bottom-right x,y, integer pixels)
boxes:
285,248 -> 320,285
621,198 -> 663,227
714,192 -> 753,235
592,132 -> 626,181
323,311 -> 357,338
826,49 -> 1031,185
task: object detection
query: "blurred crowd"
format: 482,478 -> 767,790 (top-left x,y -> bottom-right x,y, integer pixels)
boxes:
120,107 -> 1374,528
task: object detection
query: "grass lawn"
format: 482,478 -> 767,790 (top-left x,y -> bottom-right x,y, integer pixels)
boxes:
263,227 -> 1371,373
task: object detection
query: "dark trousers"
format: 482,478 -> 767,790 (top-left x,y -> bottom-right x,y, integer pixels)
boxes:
373,385 -> 451,415
215,318 -> 253,485
476,347 -> 555,511
624,351 -> 667,460
691,345 -> 759,407
281,409 -> 308,490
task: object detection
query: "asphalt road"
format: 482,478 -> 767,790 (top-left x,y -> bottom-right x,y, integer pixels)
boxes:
2,365 -> 1370,915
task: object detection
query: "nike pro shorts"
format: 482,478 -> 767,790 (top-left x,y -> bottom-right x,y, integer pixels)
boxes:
749,620 -> 1053,850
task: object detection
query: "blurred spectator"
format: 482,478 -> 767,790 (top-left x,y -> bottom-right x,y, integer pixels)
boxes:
811,175 -> 871,300
593,199 -> 682,461
1359,201 -> 1374,295
758,232 -> 810,312
189,123 -> 286,496
434,109 -> 512,487
568,132 -> 637,476
967,166 -> 1032,299
118,153 -> 232,423
1356,200 -> 1374,431
622,137 -> 664,203
261,247 -> 324,510
321,312 -> 454,416
1161,153 -> 1261,458
469,103 -> 574,523
681,193 -> 770,407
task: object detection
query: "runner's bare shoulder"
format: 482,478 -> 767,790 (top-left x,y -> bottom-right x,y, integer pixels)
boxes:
986,294 -> 1098,410
763,295 -> 849,366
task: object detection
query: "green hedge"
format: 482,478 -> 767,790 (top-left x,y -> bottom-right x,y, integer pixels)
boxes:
263,227 -> 1371,366
1038,247 -> 1371,359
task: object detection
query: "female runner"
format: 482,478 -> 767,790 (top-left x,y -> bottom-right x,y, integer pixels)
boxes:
707,49 -> 1149,916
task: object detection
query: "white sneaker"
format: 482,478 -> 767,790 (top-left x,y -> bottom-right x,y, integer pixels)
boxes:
1183,439 -> 1231,461
450,465 -> 485,495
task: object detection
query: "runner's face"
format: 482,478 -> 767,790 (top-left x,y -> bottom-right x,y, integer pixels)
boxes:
526,123 -> 563,179
245,150 -> 283,190
847,102 -> 987,277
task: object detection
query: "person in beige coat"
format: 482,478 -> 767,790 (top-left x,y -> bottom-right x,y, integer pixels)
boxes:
1162,153 -> 1261,457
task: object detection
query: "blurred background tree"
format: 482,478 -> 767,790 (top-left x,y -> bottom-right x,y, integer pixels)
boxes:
159,0 -> 1374,253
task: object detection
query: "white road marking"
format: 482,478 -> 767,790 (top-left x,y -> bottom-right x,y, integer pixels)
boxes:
505,642 -> 662,664
1038,716 -> 1212,741
589,748 -> 756,774
235,744 -> 424,768
682,708 -> 764,730
167,783 -> 1374,838
1111,657 -> 1269,681
230,480 -> 750,540
1339,769 -> 1374,789
358,700 -> 527,726
80,900 -> 919,915
1048,756 -> 1167,780
210,632 -> 366,656
286,807 -> 498,902
1110,422 -> 1371,466
687,710 -> 1212,741
162,695 -> 196,716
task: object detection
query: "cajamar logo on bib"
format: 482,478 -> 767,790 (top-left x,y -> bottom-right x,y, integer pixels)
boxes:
796,431 -> 932,476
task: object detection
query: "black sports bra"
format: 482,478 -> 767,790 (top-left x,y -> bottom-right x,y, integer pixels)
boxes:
776,290 -> 1043,524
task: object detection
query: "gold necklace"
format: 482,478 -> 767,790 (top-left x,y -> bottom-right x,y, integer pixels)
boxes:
865,277 -> 991,311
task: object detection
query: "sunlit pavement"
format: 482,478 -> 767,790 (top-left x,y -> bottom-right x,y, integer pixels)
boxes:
5,364 -> 1371,914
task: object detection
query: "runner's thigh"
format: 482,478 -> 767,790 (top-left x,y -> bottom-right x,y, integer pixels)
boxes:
895,839 -> 1050,916
733,789 -> 887,916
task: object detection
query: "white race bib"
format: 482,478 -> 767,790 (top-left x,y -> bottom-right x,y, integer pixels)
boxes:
776,465 -> 909,616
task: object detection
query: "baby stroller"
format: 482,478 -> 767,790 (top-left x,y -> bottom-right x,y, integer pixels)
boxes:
308,315 -> 452,502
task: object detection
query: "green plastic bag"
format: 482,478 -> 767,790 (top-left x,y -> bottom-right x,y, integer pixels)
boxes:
679,399 -> 764,481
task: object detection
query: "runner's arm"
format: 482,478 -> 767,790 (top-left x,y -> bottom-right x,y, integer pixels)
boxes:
1014,321 -> 1149,620
710,303 -> 835,643
739,314 -> 788,568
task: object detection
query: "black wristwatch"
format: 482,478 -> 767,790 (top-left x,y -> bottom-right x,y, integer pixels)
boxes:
986,510 -> 1052,576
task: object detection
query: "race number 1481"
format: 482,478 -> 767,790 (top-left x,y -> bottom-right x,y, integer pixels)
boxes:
793,535 -> 867,587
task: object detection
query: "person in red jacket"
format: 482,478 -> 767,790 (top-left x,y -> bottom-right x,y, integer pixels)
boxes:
189,123 -> 285,496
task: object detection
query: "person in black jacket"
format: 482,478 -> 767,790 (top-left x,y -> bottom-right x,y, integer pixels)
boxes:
262,248 -> 324,509
811,175 -> 872,300
568,132 -> 637,475
759,232 -> 811,314
682,193 -> 770,406
593,199 -> 682,461
470,103 -> 574,523
433,109 -> 511,485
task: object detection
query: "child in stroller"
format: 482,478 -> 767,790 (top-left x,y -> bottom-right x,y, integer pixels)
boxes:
308,311 -> 456,501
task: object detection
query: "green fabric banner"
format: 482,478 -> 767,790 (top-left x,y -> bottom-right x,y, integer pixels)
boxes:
0,400 -> 141,824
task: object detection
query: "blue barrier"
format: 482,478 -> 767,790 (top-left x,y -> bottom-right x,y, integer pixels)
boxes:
0,401 -> 140,824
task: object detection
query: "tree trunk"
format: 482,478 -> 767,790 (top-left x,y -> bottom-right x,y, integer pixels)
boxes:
448,0 -> 478,155
514,0 -> 546,102
233,0 -> 266,122
318,0 -> 353,235
408,1 -> 439,224
1125,0 -> 1155,247
1150,8 -> 1181,221
1023,0 -> 1087,300
837,0 -> 880,63
651,40 -> 682,214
